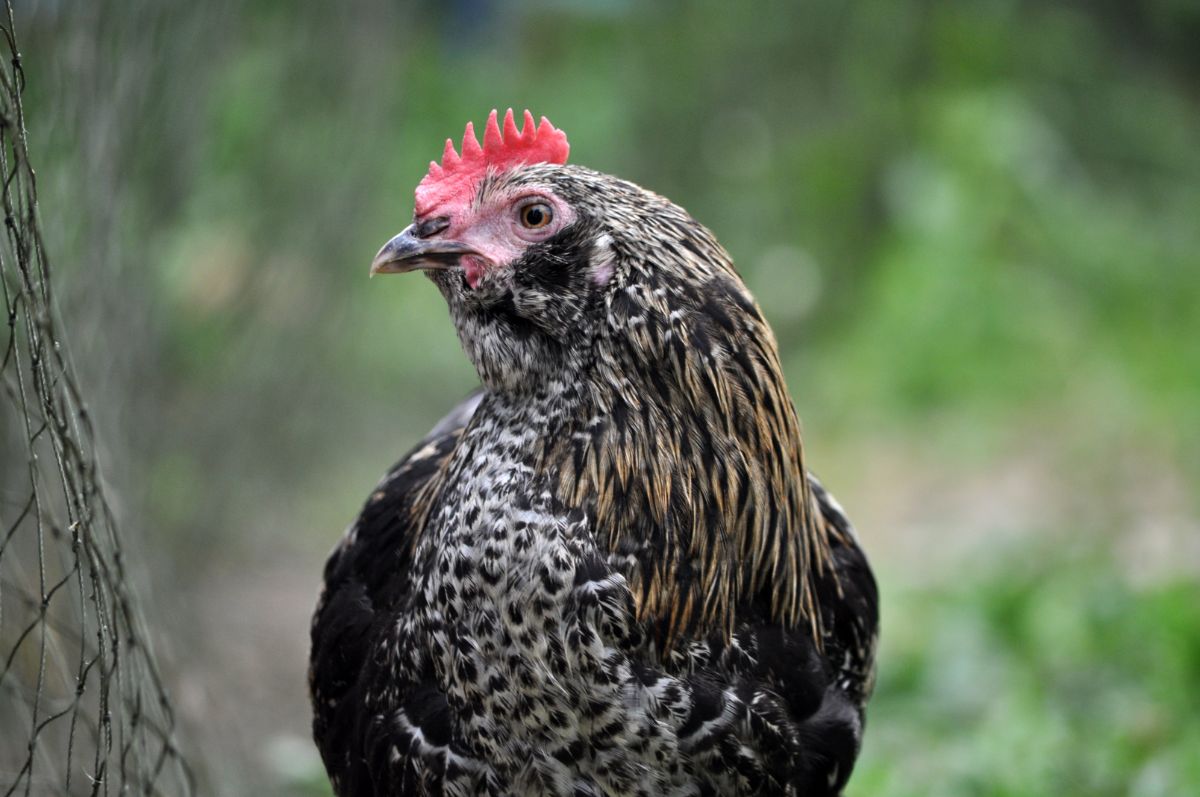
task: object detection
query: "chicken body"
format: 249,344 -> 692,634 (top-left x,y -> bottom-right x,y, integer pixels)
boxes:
310,113 -> 878,797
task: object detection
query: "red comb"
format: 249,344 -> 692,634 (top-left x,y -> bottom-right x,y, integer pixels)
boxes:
414,109 -> 570,216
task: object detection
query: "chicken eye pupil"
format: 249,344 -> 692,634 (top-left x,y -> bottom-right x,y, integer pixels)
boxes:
521,203 -> 552,229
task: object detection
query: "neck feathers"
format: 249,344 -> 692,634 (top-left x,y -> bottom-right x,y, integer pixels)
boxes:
531,257 -> 829,648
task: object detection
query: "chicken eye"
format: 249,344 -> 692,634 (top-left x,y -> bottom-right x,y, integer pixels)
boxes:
519,202 -> 553,229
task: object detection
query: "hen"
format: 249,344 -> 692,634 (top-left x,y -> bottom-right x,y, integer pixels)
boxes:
310,110 -> 878,797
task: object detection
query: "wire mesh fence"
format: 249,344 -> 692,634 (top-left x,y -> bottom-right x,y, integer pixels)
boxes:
0,2 -> 195,793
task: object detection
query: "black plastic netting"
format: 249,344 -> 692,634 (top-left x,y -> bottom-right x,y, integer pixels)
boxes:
0,4 -> 194,795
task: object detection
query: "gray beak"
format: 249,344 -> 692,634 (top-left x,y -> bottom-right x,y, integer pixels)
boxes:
369,224 -> 478,276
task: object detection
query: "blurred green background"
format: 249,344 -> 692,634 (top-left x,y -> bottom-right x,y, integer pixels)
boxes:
11,0 -> 1200,794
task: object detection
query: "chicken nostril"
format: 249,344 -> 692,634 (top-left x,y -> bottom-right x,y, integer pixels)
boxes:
415,216 -> 450,238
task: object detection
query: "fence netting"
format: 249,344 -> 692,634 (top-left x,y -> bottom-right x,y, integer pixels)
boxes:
0,3 -> 195,794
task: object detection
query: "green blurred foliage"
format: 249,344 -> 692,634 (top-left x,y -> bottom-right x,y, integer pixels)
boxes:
860,551 -> 1200,797
10,0 -> 1200,794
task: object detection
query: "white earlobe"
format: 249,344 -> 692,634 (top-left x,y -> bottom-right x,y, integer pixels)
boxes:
590,234 -> 616,286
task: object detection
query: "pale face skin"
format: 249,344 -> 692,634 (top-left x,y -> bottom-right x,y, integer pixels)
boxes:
421,178 -> 578,290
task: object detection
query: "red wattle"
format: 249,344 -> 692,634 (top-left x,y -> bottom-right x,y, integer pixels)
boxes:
463,257 -> 485,289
